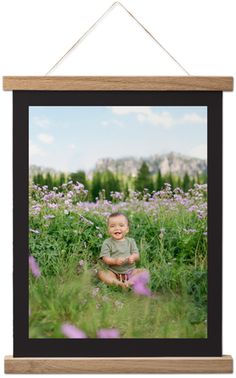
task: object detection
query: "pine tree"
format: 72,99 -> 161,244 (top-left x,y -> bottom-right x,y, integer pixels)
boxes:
156,169 -> 164,191
70,170 -> 88,188
167,172 -> 174,190
45,172 -> 53,190
177,176 -> 182,189
102,170 -> 121,200
191,177 -> 196,188
58,173 -> 66,186
124,182 -> 129,200
91,171 -> 103,201
183,172 -> 191,192
135,162 -> 154,193
33,173 -> 44,186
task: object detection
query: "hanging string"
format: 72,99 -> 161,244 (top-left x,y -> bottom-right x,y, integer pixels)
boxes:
45,1 -> 190,76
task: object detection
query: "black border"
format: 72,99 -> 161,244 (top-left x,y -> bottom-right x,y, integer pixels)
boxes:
13,90 -> 222,357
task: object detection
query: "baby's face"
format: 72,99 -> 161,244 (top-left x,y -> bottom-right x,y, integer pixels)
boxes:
108,215 -> 129,241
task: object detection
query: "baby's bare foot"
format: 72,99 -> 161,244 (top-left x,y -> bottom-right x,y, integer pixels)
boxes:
123,280 -> 134,289
116,281 -> 127,289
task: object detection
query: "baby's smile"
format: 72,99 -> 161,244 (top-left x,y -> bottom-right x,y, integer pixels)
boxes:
113,230 -> 125,240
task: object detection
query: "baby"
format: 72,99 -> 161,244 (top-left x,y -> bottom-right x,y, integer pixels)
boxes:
98,212 -> 144,288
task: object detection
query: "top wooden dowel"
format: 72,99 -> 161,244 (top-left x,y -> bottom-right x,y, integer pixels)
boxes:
2,76 -> 234,91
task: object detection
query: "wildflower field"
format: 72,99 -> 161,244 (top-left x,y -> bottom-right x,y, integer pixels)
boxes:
29,182 -> 207,339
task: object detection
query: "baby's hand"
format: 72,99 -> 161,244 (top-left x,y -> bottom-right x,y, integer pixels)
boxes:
115,257 -> 127,266
128,255 -> 136,264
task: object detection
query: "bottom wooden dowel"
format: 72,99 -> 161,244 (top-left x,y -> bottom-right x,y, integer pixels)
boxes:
4,355 -> 233,374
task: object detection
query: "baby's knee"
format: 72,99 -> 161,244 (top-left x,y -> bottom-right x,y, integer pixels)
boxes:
97,269 -> 110,282
97,270 -> 104,280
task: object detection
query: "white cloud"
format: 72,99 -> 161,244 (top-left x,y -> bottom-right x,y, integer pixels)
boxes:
32,116 -> 50,128
110,106 -> 150,115
101,119 -> 124,128
181,113 -> 207,124
111,106 -> 173,128
38,133 -> 54,144
137,110 -> 174,128
68,143 -> 76,150
190,144 -> 207,159
110,107 -> 206,129
29,140 -> 44,157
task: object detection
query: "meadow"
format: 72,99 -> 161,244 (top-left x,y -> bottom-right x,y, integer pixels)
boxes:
29,182 -> 207,339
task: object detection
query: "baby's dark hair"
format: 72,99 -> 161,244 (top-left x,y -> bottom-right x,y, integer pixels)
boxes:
107,212 -> 129,225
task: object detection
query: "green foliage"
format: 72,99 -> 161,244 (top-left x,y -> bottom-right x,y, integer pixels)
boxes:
102,170 -> 121,200
69,170 -> 88,187
91,171 -> 103,201
32,166 -> 208,204
135,162 -> 154,192
29,267 -> 206,338
156,169 -> 164,191
45,172 -> 53,190
183,172 -> 191,192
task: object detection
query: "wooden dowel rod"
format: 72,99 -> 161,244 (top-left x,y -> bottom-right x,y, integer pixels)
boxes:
4,355 -> 233,374
3,76 -> 234,91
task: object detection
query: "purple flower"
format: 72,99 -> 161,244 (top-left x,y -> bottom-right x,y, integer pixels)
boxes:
31,204 -> 41,211
43,214 -> 55,220
130,270 -> 151,297
133,282 -> 151,296
197,210 -> 205,219
79,260 -> 84,266
61,324 -> 87,339
29,255 -> 41,278
67,191 -> 74,198
43,193 -> 55,201
188,205 -> 198,212
48,203 -> 59,209
64,200 -> 72,206
101,212 -> 111,217
31,204 -> 41,215
130,270 -> 150,285
79,215 -> 94,225
74,182 -> 85,191
183,228 -> 197,234
97,328 -> 120,338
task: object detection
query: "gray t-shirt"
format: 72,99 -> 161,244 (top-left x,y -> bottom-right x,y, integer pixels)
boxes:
100,237 -> 139,274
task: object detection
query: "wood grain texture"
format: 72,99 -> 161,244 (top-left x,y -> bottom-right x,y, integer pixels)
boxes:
2,76 -> 234,91
4,355 -> 233,374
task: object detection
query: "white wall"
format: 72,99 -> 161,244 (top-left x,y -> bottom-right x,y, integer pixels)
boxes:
0,0 -> 235,376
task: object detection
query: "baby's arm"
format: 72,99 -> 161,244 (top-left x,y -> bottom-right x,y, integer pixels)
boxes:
102,256 -> 127,266
128,239 -> 140,264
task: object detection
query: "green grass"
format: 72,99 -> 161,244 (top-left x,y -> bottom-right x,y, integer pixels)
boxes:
29,264 -> 206,339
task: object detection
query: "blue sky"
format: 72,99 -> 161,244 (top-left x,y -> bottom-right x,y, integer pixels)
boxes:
29,106 -> 207,172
